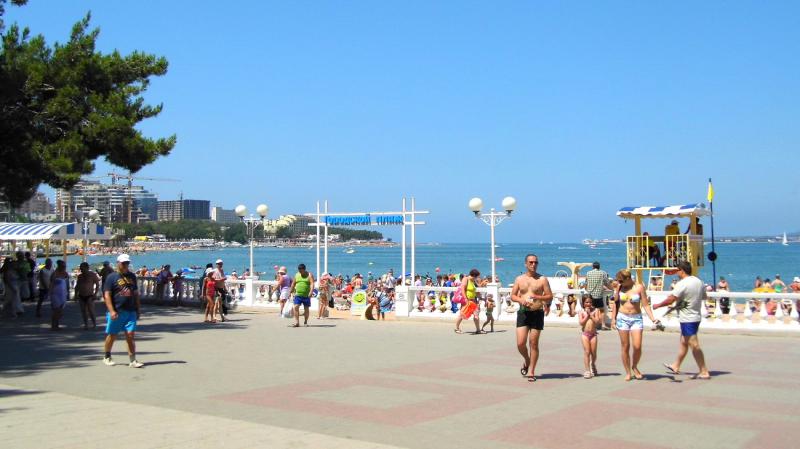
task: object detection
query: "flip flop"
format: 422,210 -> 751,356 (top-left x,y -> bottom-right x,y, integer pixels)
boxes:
527,375 -> 537,383
454,329 -> 463,334
691,374 -> 711,380
520,365 -> 528,377
663,363 -> 680,375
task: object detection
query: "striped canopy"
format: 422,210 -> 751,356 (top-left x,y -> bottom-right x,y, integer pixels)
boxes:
616,203 -> 711,220
0,222 -> 113,241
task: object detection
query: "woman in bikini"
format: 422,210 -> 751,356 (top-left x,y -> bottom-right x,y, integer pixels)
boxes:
611,269 -> 660,381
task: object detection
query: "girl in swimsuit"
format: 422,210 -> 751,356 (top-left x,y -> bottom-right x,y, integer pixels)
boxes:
578,296 -> 600,378
612,269 -> 660,381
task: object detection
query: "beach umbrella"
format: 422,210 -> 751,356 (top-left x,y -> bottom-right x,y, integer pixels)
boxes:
180,268 -> 195,274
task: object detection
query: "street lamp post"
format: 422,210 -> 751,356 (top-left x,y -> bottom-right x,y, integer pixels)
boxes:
81,209 -> 100,263
468,196 -> 517,282
235,204 -> 269,279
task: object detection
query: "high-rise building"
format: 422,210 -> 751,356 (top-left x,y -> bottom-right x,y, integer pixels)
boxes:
287,214 -> 314,236
18,192 -> 55,221
211,206 -> 238,224
56,181 -> 158,223
157,200 -> 210,221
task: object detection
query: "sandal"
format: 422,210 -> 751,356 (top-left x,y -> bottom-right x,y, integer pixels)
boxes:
454,329 -> 463,334
591,365 -> 597,376
520,365 -> 528,377
663,362 -> 680,375
691,374 -> 711,380
583,371 -> 592,379
526,375 -> 537,383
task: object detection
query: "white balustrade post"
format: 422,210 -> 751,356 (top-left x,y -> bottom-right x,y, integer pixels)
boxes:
776,300 -> 785,319
790,300 -> 799,321
728,298 -> 738,318
759,300 -> 768,318
744,300 -> 753,318
243,278 -> 255,306
394,285 -> 410,317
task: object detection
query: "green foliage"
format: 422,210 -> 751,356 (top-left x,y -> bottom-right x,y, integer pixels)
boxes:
0,5 -> 175,206
329,227 -> 383,241
116,220 -> 225,241
223,223 -> 247,244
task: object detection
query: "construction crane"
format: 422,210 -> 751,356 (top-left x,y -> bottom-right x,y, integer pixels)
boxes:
105,172 -> 180,223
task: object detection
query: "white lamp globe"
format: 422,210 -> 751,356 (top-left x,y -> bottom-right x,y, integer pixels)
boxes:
256,204 -> 269,217
235,205 -> 247,217
502,196 -> 517,213
88,209 -> 100,220
468,197 -> 483,213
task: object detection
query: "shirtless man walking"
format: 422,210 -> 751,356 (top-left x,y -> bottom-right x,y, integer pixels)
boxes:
511,254 -> 553,382
76,262 -> 102,329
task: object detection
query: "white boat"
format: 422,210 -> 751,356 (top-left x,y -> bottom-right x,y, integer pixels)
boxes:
783,232 -> 789,246
344,248 -> 355,254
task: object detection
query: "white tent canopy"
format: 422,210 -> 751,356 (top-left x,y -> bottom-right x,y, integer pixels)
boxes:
616,203 -> 711,220
0,223 -> 113,241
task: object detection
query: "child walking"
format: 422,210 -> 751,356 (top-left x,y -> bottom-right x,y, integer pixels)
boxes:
481,294 -> 496,332
578,295 -> 600,378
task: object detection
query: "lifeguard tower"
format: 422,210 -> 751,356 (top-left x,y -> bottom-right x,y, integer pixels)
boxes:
616,203 -> 710,288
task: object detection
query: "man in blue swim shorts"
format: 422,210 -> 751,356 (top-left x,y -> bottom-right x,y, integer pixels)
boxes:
654,261 -> 710,379
102,254 -> 144,368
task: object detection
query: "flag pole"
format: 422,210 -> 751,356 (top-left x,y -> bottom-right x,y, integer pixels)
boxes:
707,178 -> 717,290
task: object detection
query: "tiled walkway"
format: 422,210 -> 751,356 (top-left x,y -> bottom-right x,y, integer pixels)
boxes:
1,304 -> 798,448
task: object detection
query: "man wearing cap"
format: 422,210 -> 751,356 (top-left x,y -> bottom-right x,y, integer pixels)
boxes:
289,264 -> 314,327
276,266 -> 292,316
102,254 -> 144,368
212,259 -> 228,318
585,262 -> 611,330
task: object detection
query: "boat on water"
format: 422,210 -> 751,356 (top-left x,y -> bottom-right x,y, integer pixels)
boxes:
782,232 -> 789,246
344,248 -> 355,254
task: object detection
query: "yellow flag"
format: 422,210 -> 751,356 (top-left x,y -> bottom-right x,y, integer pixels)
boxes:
707,181 -> 714,203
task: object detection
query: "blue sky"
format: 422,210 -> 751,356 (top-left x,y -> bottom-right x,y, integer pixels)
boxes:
7,1 -> 799,242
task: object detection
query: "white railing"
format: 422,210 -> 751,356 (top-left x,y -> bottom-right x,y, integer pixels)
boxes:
395,284 -> 800,331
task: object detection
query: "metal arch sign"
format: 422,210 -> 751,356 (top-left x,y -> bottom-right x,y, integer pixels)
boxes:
324,214 -> 404,226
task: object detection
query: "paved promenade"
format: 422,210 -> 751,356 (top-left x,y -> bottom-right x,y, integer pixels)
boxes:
2,304 -> 799,449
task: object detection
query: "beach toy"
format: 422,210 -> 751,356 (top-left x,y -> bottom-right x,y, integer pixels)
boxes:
273,265 -> 279,270
435,267 -> 440,272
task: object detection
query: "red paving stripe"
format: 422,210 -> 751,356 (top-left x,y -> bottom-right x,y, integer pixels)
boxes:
482,399 -> 793,448
213,375 -> 519,426
612,379 -> 799,416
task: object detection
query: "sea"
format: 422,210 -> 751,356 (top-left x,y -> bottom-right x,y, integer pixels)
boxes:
71,242 -> 799,292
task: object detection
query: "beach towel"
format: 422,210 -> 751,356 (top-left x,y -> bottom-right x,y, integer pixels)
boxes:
461,301 -> 478,319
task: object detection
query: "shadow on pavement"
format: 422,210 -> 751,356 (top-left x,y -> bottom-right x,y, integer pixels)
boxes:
142,360 -> 187,366
537,373 -> 584,380
0,302 -> 244,377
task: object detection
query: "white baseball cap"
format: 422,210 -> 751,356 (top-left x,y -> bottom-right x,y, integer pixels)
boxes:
794,277 -> 800,283
215,259 -> 223,264
117,254 -> 131,263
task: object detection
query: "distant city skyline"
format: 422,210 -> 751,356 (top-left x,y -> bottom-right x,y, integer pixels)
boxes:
8,1 -> 799,242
